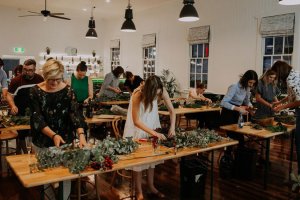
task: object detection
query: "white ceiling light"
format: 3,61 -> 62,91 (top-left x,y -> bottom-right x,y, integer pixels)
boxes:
279,0 -> 300,5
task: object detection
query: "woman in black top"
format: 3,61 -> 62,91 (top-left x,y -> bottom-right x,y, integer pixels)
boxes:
124,71 -> 144,94
29,59 -> 87,148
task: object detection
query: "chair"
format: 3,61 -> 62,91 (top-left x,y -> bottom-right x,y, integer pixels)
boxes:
0,130 -> 18,174
110,117 -> 135,199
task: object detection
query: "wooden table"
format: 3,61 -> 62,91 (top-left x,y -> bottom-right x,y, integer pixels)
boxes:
158,107 -> 221,116
99,100 -> 129,106
7,139 -> 238,200
85,115 -> 126,124
220,123 -> 295,189
0,125 -> 30,131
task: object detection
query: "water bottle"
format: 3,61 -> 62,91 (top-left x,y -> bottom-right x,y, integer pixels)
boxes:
238,113 -> 244,128
86,99 -> 94,118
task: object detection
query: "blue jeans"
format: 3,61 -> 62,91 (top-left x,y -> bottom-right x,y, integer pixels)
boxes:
295,108 -> 300,174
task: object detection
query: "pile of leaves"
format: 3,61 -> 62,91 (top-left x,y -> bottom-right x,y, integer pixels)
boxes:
0,115 -> 30,127
161,129 -> 224,149
274,113 -> 296,125
95,109 -> 114,115
36,136 -> 139,174
95,93 -> 130,103
159,102 -> 180,111
265,122 -> 287,133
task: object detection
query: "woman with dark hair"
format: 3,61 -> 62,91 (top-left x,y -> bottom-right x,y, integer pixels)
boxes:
254,69 -> 280,118
13,65 -> 23,77
68,61 -> 93,104
220,70 -> 258,147
98,66 -> 124,98
123,75 -> 176,200
271,61 -> 300,175
124,71 -> 144,94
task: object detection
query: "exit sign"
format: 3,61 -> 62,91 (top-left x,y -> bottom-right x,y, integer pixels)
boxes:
13,47 -> 24,53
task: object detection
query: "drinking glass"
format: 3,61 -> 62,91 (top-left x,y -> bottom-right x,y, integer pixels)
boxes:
151,136 -> 160,154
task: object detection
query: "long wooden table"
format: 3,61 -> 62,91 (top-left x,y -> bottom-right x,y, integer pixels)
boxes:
7,139 -> 238,200
0,125 -> 30,131
220,123 -> 295,189
158,107 -> 221,116
99,100 -> 129,106
85,115 -> 126,124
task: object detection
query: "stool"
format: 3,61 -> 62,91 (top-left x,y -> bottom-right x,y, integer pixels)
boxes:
0,130 -> 18,173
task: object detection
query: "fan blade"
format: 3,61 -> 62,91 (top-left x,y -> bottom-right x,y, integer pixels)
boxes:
19,14 -> 42,17
28,11 -> 41,14
49,15 -> 71,20
50,13 -> 64,15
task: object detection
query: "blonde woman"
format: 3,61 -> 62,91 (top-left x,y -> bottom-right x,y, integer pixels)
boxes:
254,69 -> 280,118
29,60 -> 87,199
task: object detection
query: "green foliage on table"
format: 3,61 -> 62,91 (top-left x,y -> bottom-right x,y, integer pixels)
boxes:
265,123 -> 287,133
159,102 -> 179,111
274,114 -> 296,125
36,136 -> 139,174
95,93 -> 130,103
95,109 -> 114,115
161,129 -> 224,148
183,103 -> 202,108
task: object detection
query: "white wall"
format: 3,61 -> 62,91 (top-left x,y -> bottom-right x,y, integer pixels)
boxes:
0,6 -> 104,69
1,0 -> 300,94
103,0 -> 300,94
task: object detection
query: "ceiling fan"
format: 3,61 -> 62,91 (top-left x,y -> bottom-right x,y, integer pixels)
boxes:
19,0 -> 71,20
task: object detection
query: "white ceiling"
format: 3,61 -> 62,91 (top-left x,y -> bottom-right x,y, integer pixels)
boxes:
0,0 -> 173,20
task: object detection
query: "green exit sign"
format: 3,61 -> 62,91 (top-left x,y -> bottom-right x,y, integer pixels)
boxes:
13,47 -> 24,53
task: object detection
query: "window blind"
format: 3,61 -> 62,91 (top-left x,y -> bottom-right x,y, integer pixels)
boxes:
260,13 -> 295,37
110,39 -> 120,48
142,33 -> 156,47
188,25 -> 210,44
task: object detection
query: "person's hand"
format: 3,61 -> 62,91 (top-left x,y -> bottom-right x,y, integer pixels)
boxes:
237,106 -> 248,115
168,128 -> 175,138
114,88 -> 122,94
205,98 -> 212,104
78,134 -> 87,148
154,132 -> 167,140
273,104 -> 285,112
83,98 -> 90,105
52,134 -> 66,147
272,101 -> 281,107
10,105 -> 18,115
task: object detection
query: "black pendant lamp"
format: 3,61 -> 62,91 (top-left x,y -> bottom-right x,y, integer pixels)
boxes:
179,0 -> 199,22
121,0 -> 136,32
279,0 -> 300,5
86,6 -> 98,39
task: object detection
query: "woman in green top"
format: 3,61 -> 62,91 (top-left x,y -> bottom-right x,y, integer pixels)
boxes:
69,61 -> 93,104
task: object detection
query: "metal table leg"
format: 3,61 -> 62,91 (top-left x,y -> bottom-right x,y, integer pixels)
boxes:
58,182 -> 64,200
289,130 -> 295,180
210,150 -> 214,200
264,139 -> 270,189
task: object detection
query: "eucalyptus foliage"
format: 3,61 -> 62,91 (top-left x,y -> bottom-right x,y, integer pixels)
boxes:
36,136 -> 139,174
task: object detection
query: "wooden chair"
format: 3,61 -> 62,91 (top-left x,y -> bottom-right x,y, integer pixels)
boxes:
110,117 -> 135,199
0,130 -> 18,174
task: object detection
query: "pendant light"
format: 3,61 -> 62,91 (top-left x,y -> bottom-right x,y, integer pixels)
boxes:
179,0 -> 199,22
86,6 -> 98,39
121,0 -> 136,32
279,0 -> 300,5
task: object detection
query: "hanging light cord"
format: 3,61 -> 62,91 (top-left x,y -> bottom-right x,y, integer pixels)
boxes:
91,6 -> 96,19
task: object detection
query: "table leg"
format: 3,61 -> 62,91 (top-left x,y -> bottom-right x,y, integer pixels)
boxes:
95,174 -> 101,200
210,150 -> 214,200
77,178 -> 81,200
264,139 -> 270,189
289,130 -> 295,181
58,182 -> 64,200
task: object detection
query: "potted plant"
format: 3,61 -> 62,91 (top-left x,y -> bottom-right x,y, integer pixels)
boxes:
92,50 -> 96,57
159,69 -> 179,98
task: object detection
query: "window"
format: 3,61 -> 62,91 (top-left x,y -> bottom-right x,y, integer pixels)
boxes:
110,48 -> 120,71
189,43 -> 209,87
143,46 -> 156,80
262,35 -> 294,72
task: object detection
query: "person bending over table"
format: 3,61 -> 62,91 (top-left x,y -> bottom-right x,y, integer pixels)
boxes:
254,69 -> 280,118
186,82 -> 220,130
29,60 -> 87,200
123,75 -> 176,200
98,66 -> 124,98
271,61 -> 300,175
220,70 -> 258,147
124,71 -> 144,94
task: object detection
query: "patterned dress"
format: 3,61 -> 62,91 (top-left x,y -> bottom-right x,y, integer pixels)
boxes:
29,85 -> 85,148
123,89 -> 162,171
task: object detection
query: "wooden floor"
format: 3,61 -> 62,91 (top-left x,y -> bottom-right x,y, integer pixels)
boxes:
1,126 -> 300,200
